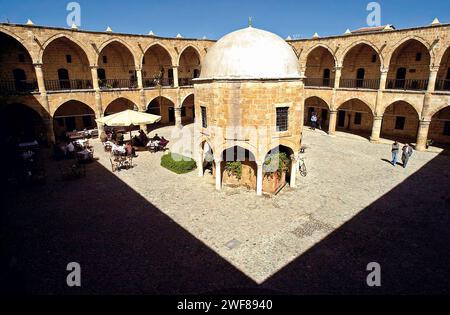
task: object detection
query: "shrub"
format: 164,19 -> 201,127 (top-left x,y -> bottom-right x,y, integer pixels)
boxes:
225,161 -> 242,179
263,152 -> 290,177
161,153 -> 197,174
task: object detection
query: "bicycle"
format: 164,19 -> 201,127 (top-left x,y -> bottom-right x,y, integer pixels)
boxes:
298,157 -> 307,177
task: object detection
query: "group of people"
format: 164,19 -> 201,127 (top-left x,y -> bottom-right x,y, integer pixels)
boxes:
391,141 -> 414,168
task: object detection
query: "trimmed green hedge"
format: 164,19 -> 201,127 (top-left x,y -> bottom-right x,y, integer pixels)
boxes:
161,153 -> 197,174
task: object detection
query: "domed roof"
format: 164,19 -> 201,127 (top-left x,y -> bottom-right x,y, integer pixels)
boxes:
199,27 -> 302,80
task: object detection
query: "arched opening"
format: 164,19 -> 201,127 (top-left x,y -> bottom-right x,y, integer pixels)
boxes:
304,96 -> 331,132
305,46 -> 335,87
42,37 -> 92,91
199,140 -> 215,177
181,94 -> 195,125
263,145 -> 295,192
178,46 -> 201,86
53,101 -> 96,141
219,146 -> 258,191
381,101 -> 419,143
429,106 -> 450,148
336,99 -> 374,139
104,98 -> 138,116
142,44 -> 173,87
146,96 -> 175,126
0,32 -> 37,93
341,43 -> 381,89
0,103 -> 45,145
436,47 -> 450,91
98,41 -> 136,89
386,39 -> 431,90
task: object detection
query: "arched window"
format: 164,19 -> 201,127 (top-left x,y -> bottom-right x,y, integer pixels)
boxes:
58,68 -> 70,89
395,67 -> 407,89
356,68 -> 365,87
13,68 -> 27,91
323,68 -> 331,86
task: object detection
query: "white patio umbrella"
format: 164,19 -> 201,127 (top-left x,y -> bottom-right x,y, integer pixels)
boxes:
96,109 -> 161,139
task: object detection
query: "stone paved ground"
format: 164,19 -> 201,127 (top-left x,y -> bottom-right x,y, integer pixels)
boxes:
1,126 -> 450,294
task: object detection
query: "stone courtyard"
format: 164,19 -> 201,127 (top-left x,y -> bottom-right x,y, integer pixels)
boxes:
2,126 -> 449,294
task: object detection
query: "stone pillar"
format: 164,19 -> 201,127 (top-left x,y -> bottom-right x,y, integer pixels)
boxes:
379,67 -> 389,91
289,155 -> 297,188
175,107 -> 182,128
136,68 -> 143,89
333,66 -> 342,89
173,66 -> 179,88
416,120 -> 431,151
215,160 -> 222,191
94,91 -> 104,134
370,116 -> 383,143
90,66 -> 100,90
427,67 -> 439,92
34,63 -> 46,93
328,110 -> 337,135
256,162 -> 263,196
197,150 -> 204,177
40,94 -> 55,144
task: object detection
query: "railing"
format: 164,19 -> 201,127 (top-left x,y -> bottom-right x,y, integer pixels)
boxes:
178,78 -> 193,86
0,80 -> 38,94
45,79 -> 93,91
143,77 -> 173,88
385,79 -> 429,91
304,78 -> 334,88
99,79 -> 138,89
340,78 -> 380,90
435,79 -> 450,92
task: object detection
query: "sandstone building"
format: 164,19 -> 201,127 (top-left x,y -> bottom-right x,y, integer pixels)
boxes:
1,21 -> 449,187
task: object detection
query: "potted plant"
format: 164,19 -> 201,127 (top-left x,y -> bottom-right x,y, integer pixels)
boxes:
263,152 -> 290,193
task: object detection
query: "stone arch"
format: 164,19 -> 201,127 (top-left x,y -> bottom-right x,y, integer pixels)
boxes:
304,96 -> 332,131
302,43 -> 337,65
141,42 -> 174,87
104,97 -> 139,116
181,93 -> 195,125
52,100 -> 97,140
146,95 -> 175,124
379,98 -> 422,118
337,97 -> 375,114
39,33 -> 95,65
41,34 -> 92,87
96,38 -> 138,67
304,45 -> 337,87
336,98 -> 375,138
340,41 -> 382,89
0,103 -> 47,144
429,106 -> 450,146
178,44 -> 202,66
339,40 -> 384,67
141,42 -> 175,68
0,27 -> 38,63
178,45 -> 201,85
380,101 -> 420,142
435,45 -> 450,91
386,35 -> 433,65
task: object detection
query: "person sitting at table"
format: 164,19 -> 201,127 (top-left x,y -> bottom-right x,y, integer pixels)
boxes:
66,141 -> 75,154
152,133 -> 161,141
125,142 -> 136,157
138,130 -> 148,146
116,132 -> 124,145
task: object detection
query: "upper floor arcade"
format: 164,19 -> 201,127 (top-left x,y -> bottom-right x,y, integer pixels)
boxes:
291,23 -> 450,93
0,23 -> 213,95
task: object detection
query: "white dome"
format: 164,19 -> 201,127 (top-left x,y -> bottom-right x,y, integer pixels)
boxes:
199,27 -> 301,80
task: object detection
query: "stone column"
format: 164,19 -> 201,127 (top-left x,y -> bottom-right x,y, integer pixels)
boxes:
289,155 -> 297,188
40,94 -> 55,144
256,162 -> 263,196
215,160 -> 222,191
328,110 -> 337,135
427,67 -> 439,92
136,68 -> 144,89
90,66 -> 100,90
416,120 -> 431,151
379,67 -> 389,91
197,150 -> 204,177
333,66 -> 342,89
94,91 -> 104,134
172,66 -> 179,88
370,116 -> 383,143
34,63 -> 46,93
175,107 -> 182,128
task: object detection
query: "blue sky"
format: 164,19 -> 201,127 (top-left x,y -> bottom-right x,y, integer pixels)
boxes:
0,0 -> 449,39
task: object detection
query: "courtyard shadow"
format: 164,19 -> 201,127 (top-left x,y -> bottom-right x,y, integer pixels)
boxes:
1,149 -> 450,295
0,156 -> 256,295
262,151 -> 450,295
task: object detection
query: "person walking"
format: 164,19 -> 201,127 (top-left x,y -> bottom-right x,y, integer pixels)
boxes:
391,141 -> 400,166
401,143 -> 413,168
310,112 -> 318,130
